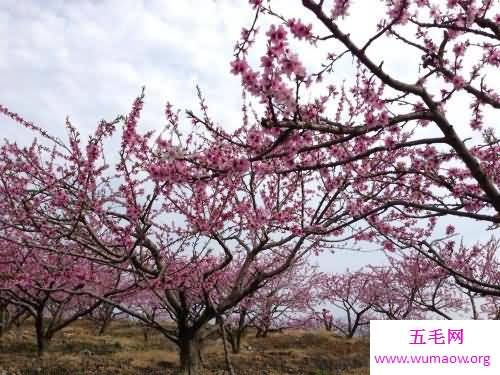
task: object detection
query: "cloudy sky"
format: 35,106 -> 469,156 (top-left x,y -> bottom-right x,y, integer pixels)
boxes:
0,0 -> 492,273
0,0 -> 415,138
1,1 -> 252,140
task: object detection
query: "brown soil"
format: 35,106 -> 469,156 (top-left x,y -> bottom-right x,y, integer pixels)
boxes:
0,320 -> 369,375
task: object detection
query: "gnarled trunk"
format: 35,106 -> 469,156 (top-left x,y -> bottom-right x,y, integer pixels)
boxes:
178,329 -> 202,375
35,315 -> 48,356
0,305 -> 8,337
227,330 -> 242,354
95,304 -> 115,336
98,318 -> 111,336
217,316 -> 235,375
227,308 -> 246,353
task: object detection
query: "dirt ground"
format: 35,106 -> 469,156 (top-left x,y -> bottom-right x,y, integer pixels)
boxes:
0,320 -> 369,374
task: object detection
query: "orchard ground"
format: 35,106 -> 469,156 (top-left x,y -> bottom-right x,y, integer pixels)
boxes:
0,320 -> 368,375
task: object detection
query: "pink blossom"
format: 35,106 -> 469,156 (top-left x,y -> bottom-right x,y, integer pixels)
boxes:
53,190 -> 69,207
288,18 -> 313,41
231,158 -> 251,173
377,111 -> 390,126
470,118 -> 482,130
266,24 -> 287,45
387,0 -> 410,24
260,55 -> 274,71
384,136 -> 396,149
451,74 -> 465,89
248,129 -> 264,148
280,53 -> 306,78
384,241 -> 395,252
249,0 -> 263,9
485,47 -> 500,67
414,0 -> 428,7
429,5 -> 441,19
230,58 -> 249,75
364,112 -> 377,127
452,43 -> 466,57
331,0 -> 350,19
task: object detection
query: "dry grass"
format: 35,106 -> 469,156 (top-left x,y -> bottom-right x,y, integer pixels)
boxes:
0,320 -> 369,374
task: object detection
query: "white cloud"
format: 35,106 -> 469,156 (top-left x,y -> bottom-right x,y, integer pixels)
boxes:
0,0 -> 493,272
0,0 -> 252,141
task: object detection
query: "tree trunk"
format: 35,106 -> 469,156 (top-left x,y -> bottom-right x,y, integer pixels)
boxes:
0,305 -> 7,337
98,318 -> 110,336
178,330 -> 202,375
256,327 -> 268,338
217,316 -> 235,375
227,330 -> 241,354
35,316 -> 48,356
229,309 -> 246,353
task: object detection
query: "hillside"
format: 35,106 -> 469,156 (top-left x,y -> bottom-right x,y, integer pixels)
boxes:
0,320 -> 369,374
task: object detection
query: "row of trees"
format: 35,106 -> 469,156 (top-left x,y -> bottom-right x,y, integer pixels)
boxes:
1,0 -> 499,374
317,239 -> 500,337
1,239 -> 499,357
0,240 -> 500,355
